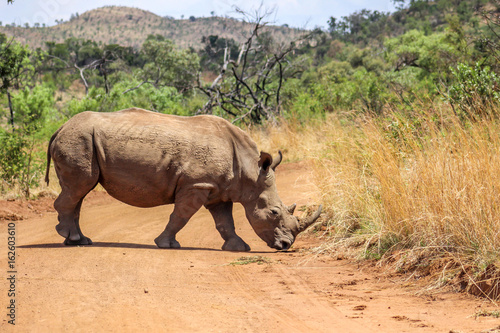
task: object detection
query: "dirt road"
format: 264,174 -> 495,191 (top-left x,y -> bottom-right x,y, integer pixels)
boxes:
1,163 -> 499,332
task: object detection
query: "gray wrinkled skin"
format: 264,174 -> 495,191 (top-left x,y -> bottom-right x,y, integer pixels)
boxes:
45,108 -> 322,251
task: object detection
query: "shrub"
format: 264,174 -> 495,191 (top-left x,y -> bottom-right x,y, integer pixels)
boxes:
65,82 -> 190,116
12,85 -> 56,133
448,62 -> 500,118
0,129 -> 43,197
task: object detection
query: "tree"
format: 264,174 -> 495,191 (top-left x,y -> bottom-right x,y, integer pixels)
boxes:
478,1 -> 500,70
384,30 -> 460,78
45,38 -> 126,95
200,35 -> 239,72
197,7 -> 312,123
328,10 -> 391,44
0,84 -> 55,197
0,35 -> 49,198
0,35 -> 33,128
125,35 -> 199,94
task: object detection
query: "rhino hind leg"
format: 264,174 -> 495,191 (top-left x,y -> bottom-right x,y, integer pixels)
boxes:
155,188 -> 210,249
54,186 -> 96,245
53,153 -> 99,246
54,193 -> 93,245
207,201 -> 250,252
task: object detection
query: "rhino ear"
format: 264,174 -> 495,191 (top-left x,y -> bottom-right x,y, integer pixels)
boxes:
259,151 -> 273,173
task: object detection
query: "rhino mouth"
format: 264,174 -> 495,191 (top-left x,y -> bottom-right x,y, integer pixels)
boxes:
272,229 -> 294,251
271,238 -> 292,251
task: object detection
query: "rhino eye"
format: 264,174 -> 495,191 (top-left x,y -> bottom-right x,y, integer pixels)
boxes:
270,208 -> 279,216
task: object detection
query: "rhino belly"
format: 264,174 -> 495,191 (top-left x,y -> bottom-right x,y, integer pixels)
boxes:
96,152 -> 178,208
98,167 -> 176,208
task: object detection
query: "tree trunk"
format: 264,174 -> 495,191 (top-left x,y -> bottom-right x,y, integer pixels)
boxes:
7,90 -> 14,130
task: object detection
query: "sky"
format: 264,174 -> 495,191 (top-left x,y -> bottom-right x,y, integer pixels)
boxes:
0,0 -> 397,29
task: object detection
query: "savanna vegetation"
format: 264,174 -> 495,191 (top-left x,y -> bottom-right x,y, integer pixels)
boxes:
2,0 -> 500,299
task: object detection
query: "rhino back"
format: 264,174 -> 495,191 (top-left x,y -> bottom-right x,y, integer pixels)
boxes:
52,108 -> 260,207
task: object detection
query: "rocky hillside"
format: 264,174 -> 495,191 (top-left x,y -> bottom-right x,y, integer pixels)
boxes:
0,6 -> 305,49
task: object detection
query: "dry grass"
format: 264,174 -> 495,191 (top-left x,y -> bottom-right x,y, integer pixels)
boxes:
362,112 -> 500,264
251,107 -> 500,299
247,118 -> 327,163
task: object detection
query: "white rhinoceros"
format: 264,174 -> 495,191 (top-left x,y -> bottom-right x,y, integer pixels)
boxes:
45,108 -> 321,251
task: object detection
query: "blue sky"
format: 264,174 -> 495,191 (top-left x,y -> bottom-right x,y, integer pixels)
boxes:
0,0 -> 396,29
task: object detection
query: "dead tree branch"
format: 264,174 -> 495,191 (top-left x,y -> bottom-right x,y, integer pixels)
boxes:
196,7 -> 312,123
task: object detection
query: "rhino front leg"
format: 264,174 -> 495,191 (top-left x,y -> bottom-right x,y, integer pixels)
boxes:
154,212 -> 187,249
207,201 -> 250,252
155,189 -> 210,249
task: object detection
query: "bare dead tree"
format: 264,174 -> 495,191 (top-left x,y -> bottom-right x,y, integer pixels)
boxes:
196,6 -> 312,123
47,49 -> 116,95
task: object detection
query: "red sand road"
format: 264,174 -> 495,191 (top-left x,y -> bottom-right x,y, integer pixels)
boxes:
1,163 -> 499,332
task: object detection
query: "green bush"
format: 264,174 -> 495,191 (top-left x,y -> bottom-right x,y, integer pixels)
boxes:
0,129 -> 43,197
12,85 -> 56,133
65,81 -> 190,116
66,86 -> 104,116
0,130 -> 26,183
448,62 -> 500,118
1,84 -> 58,196
286,88 -> 326,121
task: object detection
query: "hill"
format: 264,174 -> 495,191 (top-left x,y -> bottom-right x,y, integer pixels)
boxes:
0,6 -> 305,49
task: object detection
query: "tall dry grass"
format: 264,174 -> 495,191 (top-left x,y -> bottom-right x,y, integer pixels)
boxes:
362,112 -> 500,263
252,107 -> 500,298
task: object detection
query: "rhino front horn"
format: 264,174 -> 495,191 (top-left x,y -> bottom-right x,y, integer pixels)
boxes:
297,205 -> 323,233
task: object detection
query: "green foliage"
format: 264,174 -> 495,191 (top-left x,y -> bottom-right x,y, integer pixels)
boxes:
0,84 -> 57,197
288,58 -> 389,116
351,68 -> 388,113
0,35 -> 33,93
66,87 -> 102,116
384,30 -> 460,79
284,85 -> 326,120
140,35 -> 200,92
0,128 -> 44,197
66,81 -> 189,117
0,129 -> 26,183
12,85 -> 55,133
329,9 -> 392,44
200,35 -> 239,72
448,62 -> 500,117
149,86 -> 185,114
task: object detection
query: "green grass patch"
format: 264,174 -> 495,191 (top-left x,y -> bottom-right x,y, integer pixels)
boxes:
229,256 -> 272,266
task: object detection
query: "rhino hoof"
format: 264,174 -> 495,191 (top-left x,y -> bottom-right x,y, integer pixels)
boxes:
222,238 -> 251,252
155,237 -> 181,249
64,236 -> 93,246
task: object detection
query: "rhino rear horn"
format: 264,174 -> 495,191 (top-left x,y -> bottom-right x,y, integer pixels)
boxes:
287,203 -> 297,215
297,205 -> 323,233
271,151 -> 282,170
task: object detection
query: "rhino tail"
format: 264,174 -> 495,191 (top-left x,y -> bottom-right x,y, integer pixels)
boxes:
45,127 -> 61,185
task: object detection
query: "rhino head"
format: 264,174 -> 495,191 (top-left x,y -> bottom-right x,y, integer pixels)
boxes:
242,151 -> 322,251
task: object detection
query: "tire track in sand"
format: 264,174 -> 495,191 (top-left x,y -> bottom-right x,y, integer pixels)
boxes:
225,263 -> 367,332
